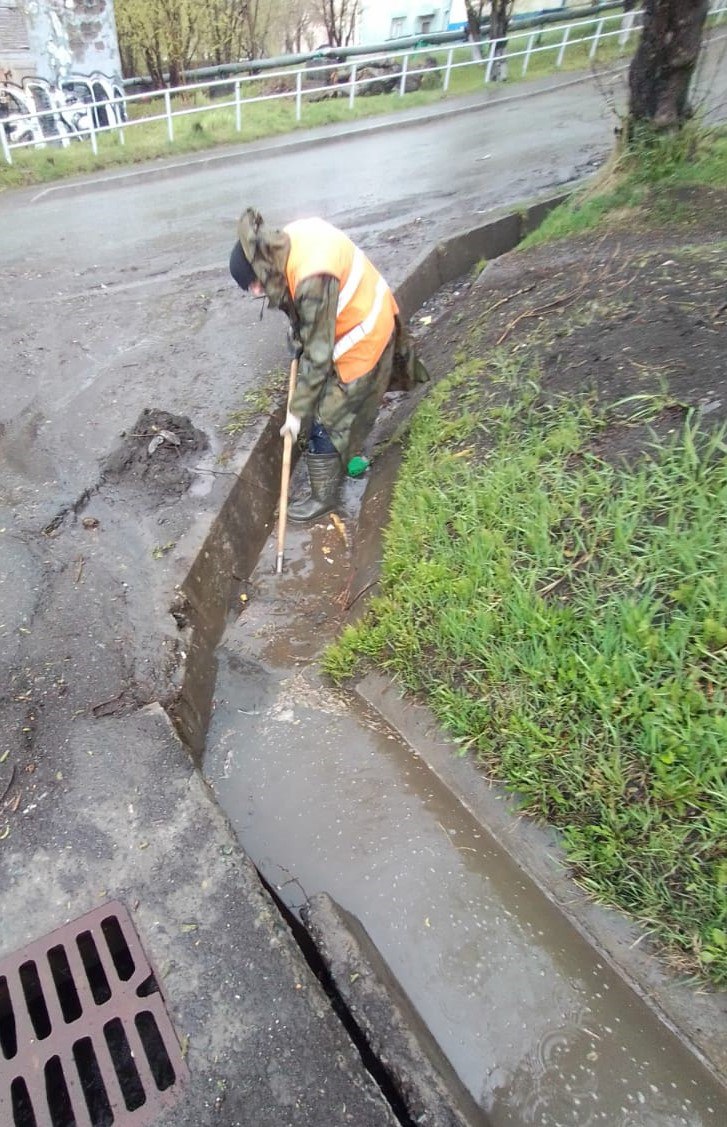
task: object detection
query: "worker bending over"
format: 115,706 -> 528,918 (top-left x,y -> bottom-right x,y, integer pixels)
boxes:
230,207 -> 428,522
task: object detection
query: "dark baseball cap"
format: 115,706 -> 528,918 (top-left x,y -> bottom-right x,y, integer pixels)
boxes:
229,240 -> 257,290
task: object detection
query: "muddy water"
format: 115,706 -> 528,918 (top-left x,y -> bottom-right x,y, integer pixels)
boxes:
203,473 -> 723,1126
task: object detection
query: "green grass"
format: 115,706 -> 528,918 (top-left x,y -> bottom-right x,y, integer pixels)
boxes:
323,358 -> 727,981
0,14 -> 638,189
521,127 -> 727,248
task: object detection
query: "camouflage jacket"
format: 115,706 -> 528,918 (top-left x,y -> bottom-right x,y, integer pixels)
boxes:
237,208 -> 428,422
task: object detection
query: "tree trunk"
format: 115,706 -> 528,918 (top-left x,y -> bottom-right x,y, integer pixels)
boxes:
628,0 -> 708,131
490,2 -> 512,82
145,45 -> 164,88
464,3 -> 484,60
466,10 -> 481,45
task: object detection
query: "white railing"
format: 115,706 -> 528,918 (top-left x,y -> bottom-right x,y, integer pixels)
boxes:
2,3 -> 726,167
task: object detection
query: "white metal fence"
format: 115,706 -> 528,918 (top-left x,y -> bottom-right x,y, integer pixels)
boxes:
2,3 -> 726,167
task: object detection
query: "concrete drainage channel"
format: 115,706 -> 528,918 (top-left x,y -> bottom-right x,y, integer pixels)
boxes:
167,199 -> 725,1126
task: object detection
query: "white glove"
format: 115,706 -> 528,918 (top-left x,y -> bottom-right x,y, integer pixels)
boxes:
280,411 -> 301,442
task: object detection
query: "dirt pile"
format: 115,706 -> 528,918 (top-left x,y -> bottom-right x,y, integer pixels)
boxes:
103,408 -> 208,499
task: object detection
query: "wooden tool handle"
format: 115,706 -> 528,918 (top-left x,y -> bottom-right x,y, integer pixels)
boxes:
275,357 -> 299,575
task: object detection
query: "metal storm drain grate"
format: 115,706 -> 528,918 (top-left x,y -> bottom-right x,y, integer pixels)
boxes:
0,901 -> 188,1126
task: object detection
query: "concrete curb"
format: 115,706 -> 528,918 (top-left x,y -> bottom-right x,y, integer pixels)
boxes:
353,676 -> 727,1091
302,892 -> 490,1127
395,194 -> 567,321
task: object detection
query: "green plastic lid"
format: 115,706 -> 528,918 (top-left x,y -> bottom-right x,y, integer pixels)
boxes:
347,456 -> 370,478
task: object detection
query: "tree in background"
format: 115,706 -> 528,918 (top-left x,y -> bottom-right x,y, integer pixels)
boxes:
241,0 -> 278,60
463,2 -> 513,72
204,0 -> 251,66
628,0 -> 709,131
489,1 -> 515,80
115,0 -> 199,84
463,1 -> 487,56
315,0 -> 359,48
116,0 -> 296,79
280,0 -> 319,55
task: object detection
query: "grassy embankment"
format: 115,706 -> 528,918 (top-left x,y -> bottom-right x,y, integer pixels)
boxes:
324,129 -> 727,983
0,18 -> 636,189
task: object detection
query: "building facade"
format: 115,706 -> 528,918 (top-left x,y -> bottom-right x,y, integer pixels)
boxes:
357,1 -> 454,44
356,0 -> 572,45
0,0 -> 121,83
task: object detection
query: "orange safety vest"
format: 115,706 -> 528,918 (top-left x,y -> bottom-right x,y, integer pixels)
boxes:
284,218 -> 398,383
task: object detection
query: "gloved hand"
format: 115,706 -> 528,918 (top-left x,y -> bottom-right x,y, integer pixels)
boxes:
280,411 -> 301,442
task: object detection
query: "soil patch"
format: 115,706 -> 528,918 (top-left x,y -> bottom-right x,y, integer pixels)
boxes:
419,204 -> 727,446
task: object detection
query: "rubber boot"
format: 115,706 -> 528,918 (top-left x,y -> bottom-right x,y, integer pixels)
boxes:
288,453 -> 343,523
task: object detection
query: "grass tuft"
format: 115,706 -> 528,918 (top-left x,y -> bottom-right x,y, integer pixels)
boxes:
522,126 -> 727,248
224,369 -> 287,435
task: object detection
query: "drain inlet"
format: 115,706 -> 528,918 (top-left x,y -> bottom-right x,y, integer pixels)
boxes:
0,901 -> 188,1127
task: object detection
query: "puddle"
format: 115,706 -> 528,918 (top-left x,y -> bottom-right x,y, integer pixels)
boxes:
202,473 -> 724,1125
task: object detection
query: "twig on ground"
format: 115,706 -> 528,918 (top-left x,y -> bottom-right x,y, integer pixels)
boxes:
1,766 -> 17,805
483,284 -> 537,320
345,578 -> 379,611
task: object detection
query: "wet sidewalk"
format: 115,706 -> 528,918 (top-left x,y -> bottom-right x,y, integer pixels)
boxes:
203,459 -> 725,1126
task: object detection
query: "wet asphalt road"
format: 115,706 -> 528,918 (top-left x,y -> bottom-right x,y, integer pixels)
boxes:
0,70 -> 623,541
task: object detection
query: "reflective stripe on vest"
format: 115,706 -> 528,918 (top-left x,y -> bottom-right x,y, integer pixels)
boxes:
333,275 -> 389,362
284,218 -> 398,383
337,247 -> 365,316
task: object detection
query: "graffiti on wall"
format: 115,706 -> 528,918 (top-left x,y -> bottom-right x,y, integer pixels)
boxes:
0,70 -> 125,149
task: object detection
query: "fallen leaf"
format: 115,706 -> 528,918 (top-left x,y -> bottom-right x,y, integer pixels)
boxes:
152,541 -> 175,559
419,315 -> 432,325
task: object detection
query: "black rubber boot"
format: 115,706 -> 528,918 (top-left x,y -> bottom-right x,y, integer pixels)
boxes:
288,453 -> 343,523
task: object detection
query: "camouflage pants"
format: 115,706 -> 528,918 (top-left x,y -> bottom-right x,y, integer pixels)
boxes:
312,321 -> 430,464
312,334 -> 396,465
